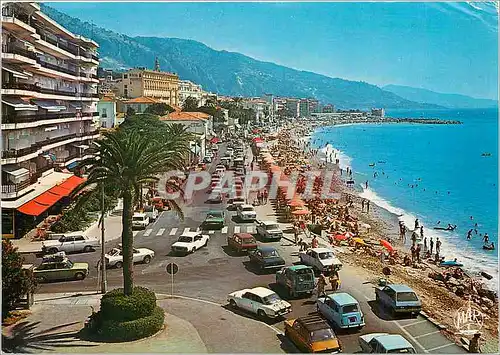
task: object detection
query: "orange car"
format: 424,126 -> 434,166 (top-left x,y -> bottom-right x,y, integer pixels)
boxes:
284,315 -> 342,353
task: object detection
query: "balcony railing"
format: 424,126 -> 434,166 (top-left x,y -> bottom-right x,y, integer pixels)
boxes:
2,45 -> 37,60
2,8 -> 32,27
37,59 -> 78,76
2,82 -> 98,98
33,24 -> 80,56
2,111 -> 98,124
55,152 -> 79,164
1,179 -> 31,194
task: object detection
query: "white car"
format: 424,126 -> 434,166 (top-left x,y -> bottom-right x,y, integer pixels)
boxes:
144,205 -> 159,222
299,248 -> 343,273
237,204 -> 257,221
171,231 -> 209,254
256,220 -> 283,241
132,213 -> 150,229
105,247 -> 155,268
42,233 -> 100,254
227,287 -> 292,319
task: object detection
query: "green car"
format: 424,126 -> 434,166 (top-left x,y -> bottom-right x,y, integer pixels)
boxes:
34,253 -> 89,282
202,210 -> 225,229
276,265 -> 315,298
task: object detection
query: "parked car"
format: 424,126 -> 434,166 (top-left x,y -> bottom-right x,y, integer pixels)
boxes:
227,233 -> 257,254
144,205 -> 159,222
375,284 -> 421,317
256,220 -> 283,241
171,231 -> 209,254
202,210 -> 225,229
132,213 -> 150,229
34,252 -> 89,282
359,333 -> 416,353
249,246 -> 286,273
207,192 -> 223,203
152,197 -> 169,211
227,286 -> 291,320
42,234 -> 100,254
203,155 -> 212,163
276,265 -> 315,298
317,292 -> 365,330
237,204 -> 257,221
298,248 -> 342,274
105,246 -> 155,268
284,315 -> 342,353
230,197 -> 246,210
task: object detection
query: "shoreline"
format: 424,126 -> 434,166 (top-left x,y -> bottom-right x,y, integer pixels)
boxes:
284,122 -> 498,350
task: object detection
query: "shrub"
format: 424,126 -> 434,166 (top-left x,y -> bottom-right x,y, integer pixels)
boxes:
100,287 -> 157,322
97,306 -> 165,342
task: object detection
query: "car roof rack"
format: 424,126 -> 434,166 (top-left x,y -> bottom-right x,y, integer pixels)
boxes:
42,251 -> 67,262
298,315 -> 331,331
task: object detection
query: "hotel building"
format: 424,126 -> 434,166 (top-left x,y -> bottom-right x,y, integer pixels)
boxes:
1,2 -> 100,238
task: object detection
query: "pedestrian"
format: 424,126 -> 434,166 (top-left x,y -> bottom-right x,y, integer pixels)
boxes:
467,229 -> 473,240
361,199 -> 365,213
317,273 -> 327,298
410,245 -> 416,263
311,235 -> 319,249
411,232 -> 417,246
414,218 -> 419,230
469,333 -> 481,353
430,237 -> 434,255
263,189 -> 268,204
483,233 -> 489,244
329,270 -> 340,291
420,226 -> 424,238
294,224 -> 299,245
340,168 -> 343,176
423,237 -> 427,251
415,244 -> 421,263
366,200 -> 370,213
365,180 -> 368,189
436,238 -> 441,255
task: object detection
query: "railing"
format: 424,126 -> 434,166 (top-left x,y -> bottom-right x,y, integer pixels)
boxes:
2,111 -> 99,124
2,82 -> 39,91
37,59 -> 78,76
2,133 -> 80,159
77,93 -> 100,98
55,152 -> 79,164
1,179 -> 31,194
77,130 -> 100,138
91,54 -> 99,61
3,45 -> 37,59
33,25 -> 80,56
2,8 -> 32,26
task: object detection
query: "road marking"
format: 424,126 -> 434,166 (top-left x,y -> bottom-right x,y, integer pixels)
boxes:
221,227 -> 228,234
414,330 -> 441,339
208,230 -> 215,234
393,320 -> 428,353
183,227 -> 190,234
426,343 -> 457,352
156,228 -> 165,236
234,226 -> 241,233
169,228 -> 177,236
144,229 -> 152,237
133,231 -> 139,236
401,319 -> 428,328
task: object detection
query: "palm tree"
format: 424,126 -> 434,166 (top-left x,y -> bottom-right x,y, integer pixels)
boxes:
74,125 -> 192,295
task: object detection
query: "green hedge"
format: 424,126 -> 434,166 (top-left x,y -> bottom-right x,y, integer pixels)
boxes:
100,287 -> 157,322
98,306 -> 165,342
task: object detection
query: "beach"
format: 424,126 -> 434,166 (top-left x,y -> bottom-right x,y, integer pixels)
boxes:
263,119 -> 498,352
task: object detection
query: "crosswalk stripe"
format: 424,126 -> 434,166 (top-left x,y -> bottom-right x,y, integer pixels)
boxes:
234,226 -> 241,233
156,228 -> 165,236
221,227 -> 228,234
144,229 -> 152,237
208,230 -> 215,234
169,228 -> 177,236
183,227 -> 190,234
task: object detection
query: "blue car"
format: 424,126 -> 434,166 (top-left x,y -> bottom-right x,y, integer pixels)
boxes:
375,284 -> 421,317
317,292 -> 365,330
359,333 -> 416,353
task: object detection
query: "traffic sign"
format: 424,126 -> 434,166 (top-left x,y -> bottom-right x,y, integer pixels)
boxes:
166,262 -> 179,275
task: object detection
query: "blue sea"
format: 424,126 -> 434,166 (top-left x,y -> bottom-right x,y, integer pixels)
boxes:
312,108 -> 498,287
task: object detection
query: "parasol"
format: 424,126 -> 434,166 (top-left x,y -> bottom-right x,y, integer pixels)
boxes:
288,199 -> 305,207
352,237 -> 366,245
292,209 -> 311,216
210,137 -> 220,144
253,137 -> 263,143
344,231 -> 355,238
379,239 -> 394,252
334,234 -> 348,241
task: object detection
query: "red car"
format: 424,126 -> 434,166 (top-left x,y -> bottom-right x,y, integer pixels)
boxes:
227,233 -> 257,254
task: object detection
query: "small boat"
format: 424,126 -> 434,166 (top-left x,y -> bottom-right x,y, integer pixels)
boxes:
440,260 -> 464,267
481,153 -> 492,157
369,163 -> 375,167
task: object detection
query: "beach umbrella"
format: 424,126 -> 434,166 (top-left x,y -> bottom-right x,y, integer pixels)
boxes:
344,231 -> 355,238
288,199 -> 305,207
252,129 -> 261,134
352,237 -> 366,245
253,137 -> 263,143
334,234 -> 348,241
210,137 -> 220,144
379,239 -> 394,252
292,209 -> 311,216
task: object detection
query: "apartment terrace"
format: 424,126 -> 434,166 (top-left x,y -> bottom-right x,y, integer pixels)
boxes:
2,111 -> 99,129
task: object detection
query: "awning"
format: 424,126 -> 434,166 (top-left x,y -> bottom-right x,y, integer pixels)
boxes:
58,175 -> 85,191
2,165 -> 30,178
72,144 -> 89,149
67,161 -> 79,169
32,100 -> 66,112
69,102 -> 82,109
1,97 -> 38,111
2,64 -> 32,79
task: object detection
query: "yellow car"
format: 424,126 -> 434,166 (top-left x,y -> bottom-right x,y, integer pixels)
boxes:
284,315 -> 342,353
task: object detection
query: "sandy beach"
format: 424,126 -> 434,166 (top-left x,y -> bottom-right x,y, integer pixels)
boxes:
263,121 -> 498,352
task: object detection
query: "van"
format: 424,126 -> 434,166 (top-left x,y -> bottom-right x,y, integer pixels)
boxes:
132,213 -> 150,229
144,205 -> 159,221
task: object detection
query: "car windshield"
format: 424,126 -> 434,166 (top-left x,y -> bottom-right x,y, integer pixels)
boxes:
266,224 -> 279,230
295,269 -> 314,281
133,216 -> 145,221
388,348 -> 416,353
262,249 -> 279,258
342,304 -> 359,313
242,237 -> 256,244
242,207 -> 254,212
207,212 -> 223,218
318,252 -> 334,260
108,249 -> 121,256
396,292 -> 418,302
310,328 -> 335,342
178,236 -> 193,243
262,293 -> 281,305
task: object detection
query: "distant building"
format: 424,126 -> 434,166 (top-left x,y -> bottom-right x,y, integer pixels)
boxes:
97,96 -> 118,128
322,104 -> 336,113
122,96 -> 161,114
242,99 -> 267,122
286,98 -> 300,118
116,61 -> 179,106
178,80 -> 205,107
371,108 -> 385,117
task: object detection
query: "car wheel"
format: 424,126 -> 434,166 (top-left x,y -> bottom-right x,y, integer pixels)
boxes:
75,272 -> 85,280
115,261 -> 123,269
143,255 -> 152,264
204,240 -> 208,247
48,248 -> 58,254
229,299 -> 237,309
257,309 -> 267,320
83,245 -> 92,253
191,248 -> 196,253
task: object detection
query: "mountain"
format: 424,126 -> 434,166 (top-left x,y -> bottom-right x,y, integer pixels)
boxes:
384,84 -> 498,109
42,4 -> 442,110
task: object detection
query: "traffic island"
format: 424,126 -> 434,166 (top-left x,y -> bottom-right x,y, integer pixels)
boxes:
81,287 -> 164,342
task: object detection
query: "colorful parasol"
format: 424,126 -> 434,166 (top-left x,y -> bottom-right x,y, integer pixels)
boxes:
288,199 -> 305,207
352,237 -> 366,245
210,137 -> 220,144
334,234 -> 348,241
292,209 -> 311,216
379,239 -> 394,252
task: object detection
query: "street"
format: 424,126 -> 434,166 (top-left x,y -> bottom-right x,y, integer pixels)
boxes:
23,143 -> 464,353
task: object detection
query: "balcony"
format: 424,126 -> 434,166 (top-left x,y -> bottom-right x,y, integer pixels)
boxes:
2,179 -> 31,194
2,44 -> 37,61
37,59 -> 78,77
55,152 -> 80,164
2,111 -> 98,124
33,24 -> 79,56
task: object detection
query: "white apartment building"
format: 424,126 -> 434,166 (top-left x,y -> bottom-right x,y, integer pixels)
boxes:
178,80 -> 205,107
1,2 -> 100,238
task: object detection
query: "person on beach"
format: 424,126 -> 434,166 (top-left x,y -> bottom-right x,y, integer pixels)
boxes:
411,232 -> 417,246
414,218 -> 419,230
467,229 -> 473,240
420,226 -> 424,238
410,245 -> 416,263
483,233 -> 489,244
436,238 -> 441,255
361,199 -> 365,212
430,237 -> 434,255
294,224 -> 299,245
365,181 -> 368,189
366,200 -> 370,213
423,237 -> 427,251
329,270 -> 340,291
257,191 -> 262,205
415,244 -> 421,263
340,168 -> 343,176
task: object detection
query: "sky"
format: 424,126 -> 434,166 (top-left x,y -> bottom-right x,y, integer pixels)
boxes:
48,1 -> 499,100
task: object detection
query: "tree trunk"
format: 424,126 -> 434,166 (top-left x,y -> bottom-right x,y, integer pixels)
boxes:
121,189 -> 134,295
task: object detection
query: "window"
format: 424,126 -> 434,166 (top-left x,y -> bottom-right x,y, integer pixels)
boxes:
123,74 -> 128,79
74,236 -> 85,241
102,108 -> 107,118
396,292 -> 418,302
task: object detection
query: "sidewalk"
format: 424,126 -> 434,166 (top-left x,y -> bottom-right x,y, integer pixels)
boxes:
12,201 -> 124,254
2,292 -> 283,353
